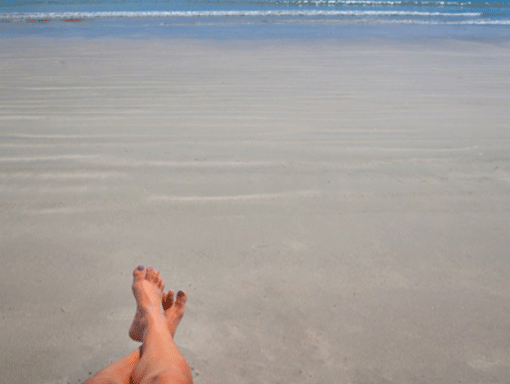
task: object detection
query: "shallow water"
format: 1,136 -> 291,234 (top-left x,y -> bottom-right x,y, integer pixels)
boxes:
1,0 -> 510,39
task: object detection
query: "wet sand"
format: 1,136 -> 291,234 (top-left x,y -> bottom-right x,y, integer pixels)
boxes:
1,37 -> 510,384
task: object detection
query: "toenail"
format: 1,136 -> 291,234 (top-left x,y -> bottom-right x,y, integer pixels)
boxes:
136,265 -> 144,271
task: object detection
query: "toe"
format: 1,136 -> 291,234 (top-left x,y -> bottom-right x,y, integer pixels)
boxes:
154,270 -> 163,287
163,290 -> 174,310
175,290 -> 187,309
146,266 -> 155,281
133,265 -> 145,281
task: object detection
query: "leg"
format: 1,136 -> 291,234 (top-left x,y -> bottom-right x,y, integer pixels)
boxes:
129,266 -> 193,384
84,278 -> 188,384
83,349 -> 141,384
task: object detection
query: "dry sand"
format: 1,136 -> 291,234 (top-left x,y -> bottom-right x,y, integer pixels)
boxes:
1,37 -> 510,384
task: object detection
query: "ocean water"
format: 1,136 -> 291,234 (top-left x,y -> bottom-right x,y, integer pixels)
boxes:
1,0 -> 509,39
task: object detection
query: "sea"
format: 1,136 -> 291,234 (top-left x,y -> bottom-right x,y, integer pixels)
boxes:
1,0 -> 510,39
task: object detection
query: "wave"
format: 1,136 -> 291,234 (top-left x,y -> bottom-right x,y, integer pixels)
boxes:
273,0 -> 509,5
160,17 -> 510,25
0,10 -> 483,21
369,18 -> 510,23
2,0 -> 507,6
345,17 -> 510,23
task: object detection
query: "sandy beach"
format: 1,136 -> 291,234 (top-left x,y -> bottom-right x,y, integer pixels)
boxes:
1,37 -> 510,384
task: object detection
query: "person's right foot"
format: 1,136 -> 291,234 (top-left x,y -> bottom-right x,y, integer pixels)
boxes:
129,265 -> 166,341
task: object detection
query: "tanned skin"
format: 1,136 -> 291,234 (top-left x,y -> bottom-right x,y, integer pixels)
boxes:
84,266 -> 192,384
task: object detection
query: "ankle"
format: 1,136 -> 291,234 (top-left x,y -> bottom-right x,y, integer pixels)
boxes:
144,309 -> 169,331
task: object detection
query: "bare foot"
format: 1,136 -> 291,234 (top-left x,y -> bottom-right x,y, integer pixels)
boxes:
129,265 -> 166,341
129,268 -> 188,341
163,289 -> 188,338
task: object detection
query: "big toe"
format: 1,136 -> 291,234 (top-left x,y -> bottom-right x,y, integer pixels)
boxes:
163,290 -> 175,310
133,265 -> 145,281
175,290 -> 187,310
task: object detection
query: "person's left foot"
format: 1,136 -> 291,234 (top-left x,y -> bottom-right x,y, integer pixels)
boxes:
163,290 -> 187,338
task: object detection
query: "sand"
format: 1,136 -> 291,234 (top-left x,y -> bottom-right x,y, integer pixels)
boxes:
1,37 -> 510,384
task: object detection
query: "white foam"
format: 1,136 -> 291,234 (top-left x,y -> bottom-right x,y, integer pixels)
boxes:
373,18 -> 510,24
0,10 -> 483,21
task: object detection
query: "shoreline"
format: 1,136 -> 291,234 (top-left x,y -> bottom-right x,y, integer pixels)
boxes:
2,20 -> 510,41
